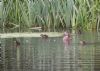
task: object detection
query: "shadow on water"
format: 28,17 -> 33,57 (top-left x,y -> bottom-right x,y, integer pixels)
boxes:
0,32 -> 100,71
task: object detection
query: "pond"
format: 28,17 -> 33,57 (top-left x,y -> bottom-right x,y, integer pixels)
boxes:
0,32 -> 100,71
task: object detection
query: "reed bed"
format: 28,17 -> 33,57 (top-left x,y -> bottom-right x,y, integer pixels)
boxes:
0,0 -> 100,33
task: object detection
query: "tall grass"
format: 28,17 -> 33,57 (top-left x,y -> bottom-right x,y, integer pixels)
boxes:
74,0 -> 100,31
1,0 -> 100,33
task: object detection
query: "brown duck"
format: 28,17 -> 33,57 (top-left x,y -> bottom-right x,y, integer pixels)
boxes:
79,40 -> 100,45
13,38 -> 20,47
15,40 -> 20,47
40,34 -> 48,39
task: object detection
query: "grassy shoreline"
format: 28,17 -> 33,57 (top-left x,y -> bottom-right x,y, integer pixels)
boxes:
1,0 -> 99,32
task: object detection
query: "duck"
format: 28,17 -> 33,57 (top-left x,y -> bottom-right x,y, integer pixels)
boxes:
79,40 -> 86,45
40,34 -> 48,39
79,40 -> 100,45
16,40 -> 20,47
13,38 -> 20,47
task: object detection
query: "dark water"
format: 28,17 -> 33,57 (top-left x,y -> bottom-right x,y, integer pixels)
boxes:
0,33 -> 100,71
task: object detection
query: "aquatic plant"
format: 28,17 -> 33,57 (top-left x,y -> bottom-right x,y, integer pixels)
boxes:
1,0 -> 100,32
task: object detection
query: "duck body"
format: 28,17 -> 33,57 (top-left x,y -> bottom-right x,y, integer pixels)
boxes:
16,41 -> 20,46
79,41 -> 86,45
79,41 -> 100,45
40,34 -> 48,39
15,40 -> 20,47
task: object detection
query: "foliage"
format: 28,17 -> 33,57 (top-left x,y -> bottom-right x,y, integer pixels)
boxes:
1,0 -> 100,32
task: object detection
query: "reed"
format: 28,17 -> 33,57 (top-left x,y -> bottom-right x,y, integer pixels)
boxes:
1,0 -> 100,33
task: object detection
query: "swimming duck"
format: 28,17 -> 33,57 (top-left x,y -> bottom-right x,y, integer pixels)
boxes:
79,40 -> 86,45
15,40 -> 20,47
40,34 -> 48,39
79,40 -> 100,45
13,38 -> 20,47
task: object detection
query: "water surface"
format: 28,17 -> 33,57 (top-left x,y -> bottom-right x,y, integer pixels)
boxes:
0,32 -> 100,71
